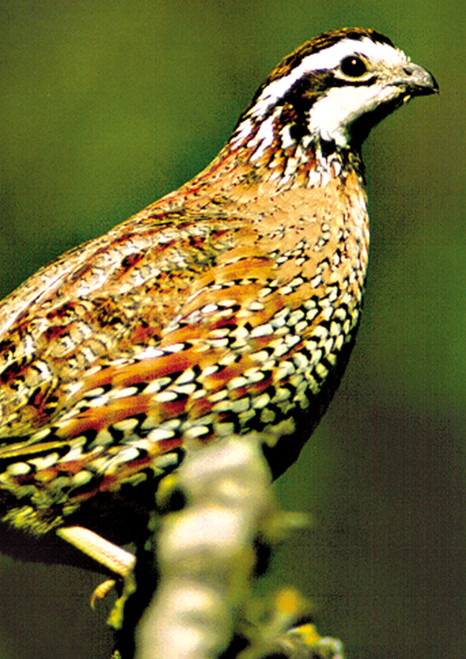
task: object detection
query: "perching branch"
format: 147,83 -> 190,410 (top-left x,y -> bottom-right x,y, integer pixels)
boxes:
110,434 -> 345,659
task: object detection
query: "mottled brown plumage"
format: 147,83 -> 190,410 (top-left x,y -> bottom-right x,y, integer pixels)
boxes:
0,28 -> 437,572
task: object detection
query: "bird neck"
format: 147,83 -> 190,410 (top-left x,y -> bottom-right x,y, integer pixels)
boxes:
178,132 -> 365,204
154,116 -> 366,216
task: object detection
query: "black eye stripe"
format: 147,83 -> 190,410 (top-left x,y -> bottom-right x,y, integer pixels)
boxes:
331,75 -> 377,88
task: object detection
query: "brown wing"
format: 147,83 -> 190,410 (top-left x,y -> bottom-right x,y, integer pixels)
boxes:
0,204 -> 243,438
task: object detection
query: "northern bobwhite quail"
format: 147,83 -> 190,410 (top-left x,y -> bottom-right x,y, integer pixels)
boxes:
0,28 -> 437,579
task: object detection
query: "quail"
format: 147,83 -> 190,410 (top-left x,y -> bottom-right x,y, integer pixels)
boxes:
0,28 -> 437,580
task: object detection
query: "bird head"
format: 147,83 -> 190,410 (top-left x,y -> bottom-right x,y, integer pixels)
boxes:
233,28 -> 438,155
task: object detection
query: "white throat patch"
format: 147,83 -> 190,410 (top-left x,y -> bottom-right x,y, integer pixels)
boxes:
307,82 -> 399,145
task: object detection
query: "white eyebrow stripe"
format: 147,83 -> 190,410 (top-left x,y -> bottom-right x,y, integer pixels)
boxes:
250,37 -> 407,118
299,38 -> 407,72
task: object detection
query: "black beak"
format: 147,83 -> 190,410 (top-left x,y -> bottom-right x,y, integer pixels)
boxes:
398,62 -> 439,96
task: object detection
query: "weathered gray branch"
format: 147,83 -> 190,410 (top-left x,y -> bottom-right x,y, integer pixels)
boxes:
120,434 -> 346,659
136,434 -> 274,658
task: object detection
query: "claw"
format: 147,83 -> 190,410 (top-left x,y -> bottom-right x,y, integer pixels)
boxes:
90,572 -> 137,630
91,578 -> 118,609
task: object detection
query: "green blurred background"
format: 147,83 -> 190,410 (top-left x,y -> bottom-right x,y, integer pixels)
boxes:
0,1 -> 464,657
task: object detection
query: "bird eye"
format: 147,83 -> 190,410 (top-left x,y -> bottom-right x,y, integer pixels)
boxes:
340,56 -> 367,78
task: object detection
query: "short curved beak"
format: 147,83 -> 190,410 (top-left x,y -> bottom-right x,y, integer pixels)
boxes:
397,62 -> 439,96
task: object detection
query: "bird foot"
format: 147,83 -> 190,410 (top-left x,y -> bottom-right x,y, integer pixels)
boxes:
56,525 -> 136,628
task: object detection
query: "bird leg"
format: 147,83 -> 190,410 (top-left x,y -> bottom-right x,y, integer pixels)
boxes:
56,525 -> 136,627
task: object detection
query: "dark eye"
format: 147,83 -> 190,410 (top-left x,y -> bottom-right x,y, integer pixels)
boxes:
340,56 -> 367,77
